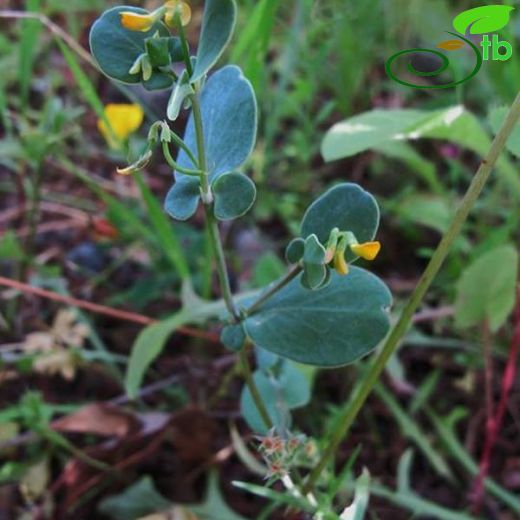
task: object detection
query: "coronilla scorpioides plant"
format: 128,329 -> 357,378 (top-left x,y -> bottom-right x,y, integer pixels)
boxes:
90,0 -> 390,414
89,0 -> 520,515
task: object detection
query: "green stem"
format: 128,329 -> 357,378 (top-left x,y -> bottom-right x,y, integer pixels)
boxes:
303,91 -> 520,494
245,264 -> 303,316
239,346 -> 273,430
168,129 -> 198,167
162,141 -> 204,176
207,213 -> 239,319
175,13 -> 193,77
190,90 -> 238,320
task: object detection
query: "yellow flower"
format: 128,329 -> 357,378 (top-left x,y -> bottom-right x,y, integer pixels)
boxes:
164,1 -> 192,27
97,103 -> 144,149
333,251 -> 349,276
119,11 -> 156,32
350,241 -> 381,261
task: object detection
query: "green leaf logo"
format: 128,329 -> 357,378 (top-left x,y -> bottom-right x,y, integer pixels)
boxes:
453,5 -> 515,35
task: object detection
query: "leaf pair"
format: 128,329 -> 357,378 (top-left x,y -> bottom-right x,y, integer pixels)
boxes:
286,183 -> 380,289
164,65 -> 258,221
89,6 -> 180,91
90,0 -> 237,90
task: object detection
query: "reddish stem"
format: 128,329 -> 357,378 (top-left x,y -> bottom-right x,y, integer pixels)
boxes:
0,276 -> 219,342
471,287 -> 520,512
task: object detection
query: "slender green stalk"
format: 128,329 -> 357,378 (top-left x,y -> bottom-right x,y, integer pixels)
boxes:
190,92 -> 211,198
162,141 -> 204,176
168,129 -> 198,167
303,91 -> 520,494
175,13 -> 193,77
240,346 -> 273,430
245,265 -> 303,315
190,91 -> 239,320
174,15 -> 270,427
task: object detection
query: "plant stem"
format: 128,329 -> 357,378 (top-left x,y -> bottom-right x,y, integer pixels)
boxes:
303,91 -> 520,494
239,346 -> 273,430
190,90 -> 238,321
175,13 -> 193,77
168,129 -> 198,167
162,141 -> 204,176
245,265 -> 303,315
207,214 -> 239,319
190,92 -> 210,196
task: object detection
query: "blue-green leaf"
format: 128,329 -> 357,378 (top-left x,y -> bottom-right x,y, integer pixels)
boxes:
164,177 -> 201,221
221,323 -> 246,352
301,234 -> 327,290
212,171 -> 256,220
98,476 -> 170,520
165,65 -> 257,220
301,183 -> 380,262
285,238 -> 305,264
89,6 -> 171,87
191,0 -> 237,82
245,267 -> 391,367
177,65 -> 257,177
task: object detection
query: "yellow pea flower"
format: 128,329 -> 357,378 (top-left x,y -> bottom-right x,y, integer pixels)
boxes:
97,103 -> 144,149
333,251 -> 349,276
120,2 -> 191,32
164,1 -> 192,27
120,11 -> 156,32
350,241 -> 381,261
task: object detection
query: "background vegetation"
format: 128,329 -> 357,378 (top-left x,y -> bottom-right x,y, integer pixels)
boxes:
0,0 -> 519,518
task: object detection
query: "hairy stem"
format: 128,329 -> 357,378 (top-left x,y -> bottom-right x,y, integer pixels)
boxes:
303,91 -> 520,493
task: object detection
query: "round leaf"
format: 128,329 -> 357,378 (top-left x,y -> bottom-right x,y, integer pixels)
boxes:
285,238 -> 304,264
212,172 -> 256,220
301,183 -> 379,262
244,267 -> 392,367
167,65 -> 257,217
175,65 -> 257,180
164,179 -> 200,221
89,6 -> 170,84
191,0 -> 237,82
221,323 -> 246,352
